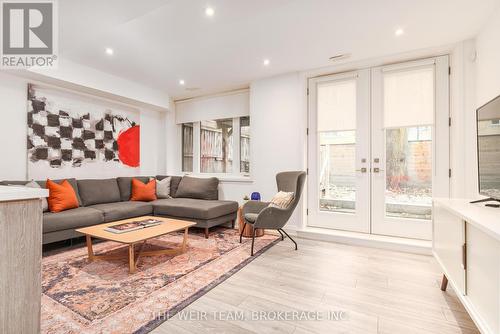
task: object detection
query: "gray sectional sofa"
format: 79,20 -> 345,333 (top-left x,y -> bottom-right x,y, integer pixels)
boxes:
0,175 -> 238,244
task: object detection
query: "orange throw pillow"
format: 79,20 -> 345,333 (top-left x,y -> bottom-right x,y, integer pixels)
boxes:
46,179 -> 79,213
130,178 -> 157,202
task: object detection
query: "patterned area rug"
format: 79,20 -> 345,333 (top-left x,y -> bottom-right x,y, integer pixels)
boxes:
41,227 -> 279,333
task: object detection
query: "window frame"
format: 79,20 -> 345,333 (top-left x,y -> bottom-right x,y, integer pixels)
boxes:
180,116 -> 251,180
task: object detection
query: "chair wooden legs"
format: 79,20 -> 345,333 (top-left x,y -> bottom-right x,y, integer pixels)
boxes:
239,222 -> 247,243
204,227 -> 209,239
251,227 -> 256,256
231,220 -> 235,229
280,228 -> 298,250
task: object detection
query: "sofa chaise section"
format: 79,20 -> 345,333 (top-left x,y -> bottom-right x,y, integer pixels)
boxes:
153,198 -> 238,238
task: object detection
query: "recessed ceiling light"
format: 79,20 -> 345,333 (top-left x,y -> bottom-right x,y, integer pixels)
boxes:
205,7 -> 215,17
179,79 -> 185,85
263,59 -> 270,66
105,48 -> 114,55
395,28 -> 404,36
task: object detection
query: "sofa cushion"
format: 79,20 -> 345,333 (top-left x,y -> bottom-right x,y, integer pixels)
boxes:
77,178 -> 121,206
43,207 -> 104,233
153,198 -> 238,220
155,176 -> 172,199
156,175 -> 182,197
116,176 -> 151,201
175,176 -> 219,200
46,179 -> 80,213
36,178 -> 83,206
130,178 -> 157,202
89,201 -> 153,222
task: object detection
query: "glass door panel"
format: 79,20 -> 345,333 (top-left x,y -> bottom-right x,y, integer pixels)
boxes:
385,126 -> 432,220
319,130 -> 356,213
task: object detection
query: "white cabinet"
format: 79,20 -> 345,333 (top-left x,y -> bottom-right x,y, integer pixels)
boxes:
433,198 -> 500,334
433,201 -> 466,294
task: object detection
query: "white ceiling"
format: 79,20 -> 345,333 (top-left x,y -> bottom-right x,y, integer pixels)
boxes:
60,0 -> 499,99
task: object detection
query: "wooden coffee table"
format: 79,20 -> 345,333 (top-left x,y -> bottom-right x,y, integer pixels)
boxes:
76,216 -> 196,274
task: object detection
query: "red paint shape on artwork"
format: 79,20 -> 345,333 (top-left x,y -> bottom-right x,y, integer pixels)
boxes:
117,125 -> 140,167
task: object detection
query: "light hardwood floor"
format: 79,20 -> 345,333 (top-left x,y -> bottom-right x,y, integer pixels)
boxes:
153,237 -> 479,334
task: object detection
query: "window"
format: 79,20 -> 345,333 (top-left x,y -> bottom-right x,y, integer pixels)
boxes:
181,117 -> 250,176
407,126 -> 432,142
182,123 -> 193,172
240,116 -> 250,173
200,119 -> 233,173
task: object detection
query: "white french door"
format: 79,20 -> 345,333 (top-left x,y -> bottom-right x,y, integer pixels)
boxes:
307,56 -> 450,240
307,69 -> 371,233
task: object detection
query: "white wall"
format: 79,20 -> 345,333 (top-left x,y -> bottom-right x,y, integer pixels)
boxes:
476,6 -> 500,107
139,108 -> 167,177
449,40 -> 477,199
0,71 -> 167,180
246,72 -> 305,205
452,5 -> 500,199
221,73 -> 306,230
0,73 -> 29,180
170,73 -> 307,229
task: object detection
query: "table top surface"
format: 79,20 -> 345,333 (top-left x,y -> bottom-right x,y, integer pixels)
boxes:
0,185 -> 49,202
434,198 -> 500,242
76,216 -> 196,244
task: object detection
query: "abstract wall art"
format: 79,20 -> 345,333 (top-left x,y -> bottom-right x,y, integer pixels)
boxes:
27,84 -> 140,179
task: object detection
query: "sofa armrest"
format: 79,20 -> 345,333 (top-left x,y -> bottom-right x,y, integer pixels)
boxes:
242,200 -> 269,217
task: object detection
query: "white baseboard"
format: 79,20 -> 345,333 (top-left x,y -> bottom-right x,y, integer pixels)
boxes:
284,226 -> 431,255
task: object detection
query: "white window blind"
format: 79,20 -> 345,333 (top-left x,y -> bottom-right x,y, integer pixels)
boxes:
317,79 -> 356,132
383,66 -> 434,128
175,90 -> 249,124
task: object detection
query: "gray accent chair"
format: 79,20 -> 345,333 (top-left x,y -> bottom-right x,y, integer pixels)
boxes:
240,171 -> 306,255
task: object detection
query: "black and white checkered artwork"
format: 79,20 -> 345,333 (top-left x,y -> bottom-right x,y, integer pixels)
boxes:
27,84 -> 140,179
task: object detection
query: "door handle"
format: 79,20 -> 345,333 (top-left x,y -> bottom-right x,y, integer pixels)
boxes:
356,168 -> 367,173
373,167 -> 384,173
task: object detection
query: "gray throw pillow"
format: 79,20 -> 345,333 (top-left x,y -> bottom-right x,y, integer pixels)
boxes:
154,176 -> 172,199
9,181 -> 49,212
175,176 -> 219,200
